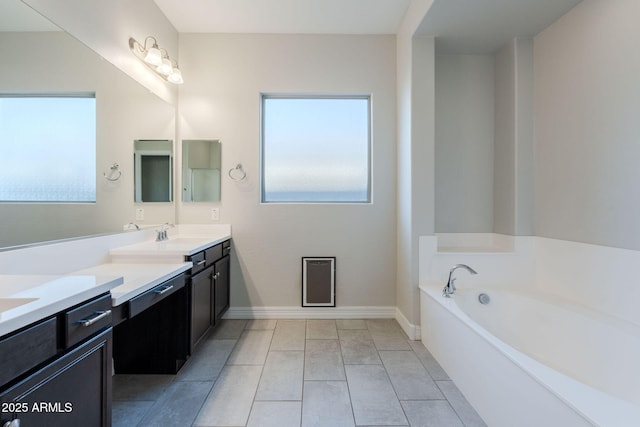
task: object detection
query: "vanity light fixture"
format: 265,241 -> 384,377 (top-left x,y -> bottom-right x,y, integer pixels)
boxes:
129,36 -> 183,84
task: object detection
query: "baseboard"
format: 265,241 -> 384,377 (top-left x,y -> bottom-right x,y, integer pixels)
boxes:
223,306 -> 396,320
395,307 -> 421,341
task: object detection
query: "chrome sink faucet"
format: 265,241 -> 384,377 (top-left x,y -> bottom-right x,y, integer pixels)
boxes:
443,264 -> 478,297
156,223 -> 175,241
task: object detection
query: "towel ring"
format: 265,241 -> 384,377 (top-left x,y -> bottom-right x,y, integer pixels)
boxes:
228,163 -> 247,182
104,163 -> 122,181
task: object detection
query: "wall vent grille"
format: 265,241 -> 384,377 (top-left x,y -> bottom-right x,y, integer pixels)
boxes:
302,257 -> 335,307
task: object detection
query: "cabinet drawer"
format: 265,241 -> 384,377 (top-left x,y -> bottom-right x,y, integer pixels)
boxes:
205,243 -> 223,265
64,293 -> 112,348
188,251 -> 206,275
0,317 -> 57,388
129,274 -> 185,318
222,240 -> 231,256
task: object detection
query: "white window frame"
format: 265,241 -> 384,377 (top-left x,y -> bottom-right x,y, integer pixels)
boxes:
260,94 -> 372,204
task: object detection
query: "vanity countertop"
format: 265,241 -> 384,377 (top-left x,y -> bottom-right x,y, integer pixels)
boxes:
73,262 -> 192,306
109,226 -> 231,263
0,224 -> 232,337
0,274 -> 123,336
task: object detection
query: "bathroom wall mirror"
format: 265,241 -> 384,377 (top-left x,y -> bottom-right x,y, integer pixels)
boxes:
182,139 -> 221,202
134,140 -> 173,203
0,0 -> 176,249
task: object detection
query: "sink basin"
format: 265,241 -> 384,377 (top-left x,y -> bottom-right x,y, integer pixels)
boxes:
0,298 -> 38,312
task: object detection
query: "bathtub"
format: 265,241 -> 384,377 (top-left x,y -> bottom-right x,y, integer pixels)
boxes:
419,285 -> 640,427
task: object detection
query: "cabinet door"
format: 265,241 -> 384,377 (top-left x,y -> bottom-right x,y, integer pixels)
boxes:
214,255 -> 230,320
0,329 -> 112,427
191,265 -> 213,348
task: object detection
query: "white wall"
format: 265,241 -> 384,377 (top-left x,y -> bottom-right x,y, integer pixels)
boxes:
534,0 -> 640,250
177,34 -> 397,309
0,32 -> 175,247
395,0 -> 435,332
494,45 -> 516,234
435,54 -> 495,233
494,38 -> 534,236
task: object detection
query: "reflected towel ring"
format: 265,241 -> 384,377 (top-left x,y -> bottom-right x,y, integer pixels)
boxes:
228,163 -> 247,182
104,163 -> 122,181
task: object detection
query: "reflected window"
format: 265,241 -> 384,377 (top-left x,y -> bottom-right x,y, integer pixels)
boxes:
0,94 -> 96,202
261,95 -> 371,203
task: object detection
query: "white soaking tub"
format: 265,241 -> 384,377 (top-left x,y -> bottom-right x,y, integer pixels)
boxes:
419,285 -> 640,427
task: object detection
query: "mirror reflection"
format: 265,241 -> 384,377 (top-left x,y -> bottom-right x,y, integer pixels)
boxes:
182,139 -> 221,202
134,140 -> 173,203
0,0 -> 176,248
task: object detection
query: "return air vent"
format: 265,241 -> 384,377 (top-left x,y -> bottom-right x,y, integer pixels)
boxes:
302,257 -> 335,307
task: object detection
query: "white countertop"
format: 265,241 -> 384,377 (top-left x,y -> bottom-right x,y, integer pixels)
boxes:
0,274 -> 123,336
0,224 -> 231,337
109,229 -> 231,263
73,262 -> 192,306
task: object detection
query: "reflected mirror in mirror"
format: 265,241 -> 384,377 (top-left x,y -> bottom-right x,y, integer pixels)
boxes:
134,140 -> 173,203
182,139 -> 221,202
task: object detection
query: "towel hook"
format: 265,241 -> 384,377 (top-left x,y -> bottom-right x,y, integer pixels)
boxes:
103,163 -> 122,181
228,163 -> 247,182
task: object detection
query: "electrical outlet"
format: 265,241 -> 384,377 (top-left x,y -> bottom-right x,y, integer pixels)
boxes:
211,208 -> 220,221
135,208 -> 144,221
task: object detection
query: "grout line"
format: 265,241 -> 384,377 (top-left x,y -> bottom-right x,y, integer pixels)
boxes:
342,321 -> 360,427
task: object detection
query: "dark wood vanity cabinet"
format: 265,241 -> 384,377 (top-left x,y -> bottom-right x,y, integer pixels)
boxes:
187,239 -> 231,352
0,294 -> 112,427
113,274 -> 189,374
214,254 -> 230,319
111,239 -> 231,375
190,264 -> 214,348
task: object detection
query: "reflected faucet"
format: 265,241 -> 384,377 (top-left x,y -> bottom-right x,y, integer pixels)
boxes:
156,223 -> 175,241
442,264 -> 477,297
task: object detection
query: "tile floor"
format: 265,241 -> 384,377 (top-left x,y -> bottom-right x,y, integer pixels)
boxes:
112,319 -> 487,427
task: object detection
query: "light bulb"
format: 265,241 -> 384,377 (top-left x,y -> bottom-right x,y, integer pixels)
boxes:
168,68 -> 184,84
156,57 -> 172,76
144,46 -> 162,66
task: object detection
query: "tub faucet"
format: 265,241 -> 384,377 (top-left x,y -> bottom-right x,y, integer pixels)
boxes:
443,264 -> 478,297
156,223 -> 175,241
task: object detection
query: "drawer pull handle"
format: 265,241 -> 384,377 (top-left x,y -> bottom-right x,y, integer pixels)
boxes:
195,260 -> 206,266
79,310 -> 111,327
154,285 -> 174,295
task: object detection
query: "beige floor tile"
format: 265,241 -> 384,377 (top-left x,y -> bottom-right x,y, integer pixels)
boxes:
306,319 -> 338,339
255,351 -> 304,400
193,365 -> 262,426
271,319 -> 306,350
226,329 -> 274,365
304,339 -> 345,380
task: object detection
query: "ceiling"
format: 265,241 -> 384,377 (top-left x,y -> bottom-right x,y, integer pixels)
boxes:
153,0 -> 411,34
1,0 -> 583,54
417,0 -> 583,53
155,0 -> 582,54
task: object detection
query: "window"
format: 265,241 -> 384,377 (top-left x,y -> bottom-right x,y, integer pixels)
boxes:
261,95 -> 371,203
0,94 -> 96,202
